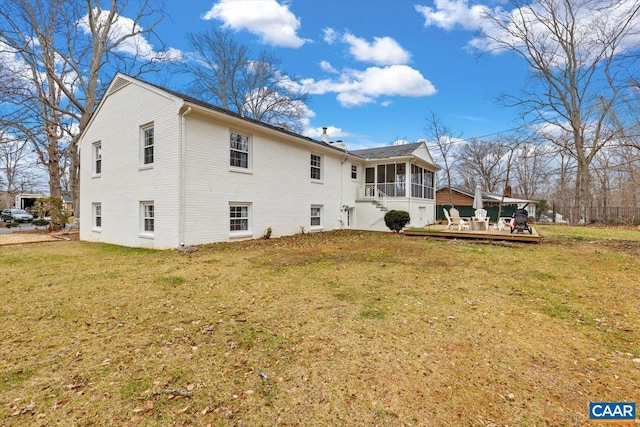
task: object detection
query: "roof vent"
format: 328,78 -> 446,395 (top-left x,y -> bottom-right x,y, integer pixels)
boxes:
108,76 -> 131,95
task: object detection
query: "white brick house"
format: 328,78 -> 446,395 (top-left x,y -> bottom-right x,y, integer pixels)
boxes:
79,74 -> 439,249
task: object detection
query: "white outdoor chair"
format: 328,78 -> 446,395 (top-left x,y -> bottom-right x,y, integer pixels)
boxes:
474,208 -> 490,230
443,208 -> 454,230
449,207 -> 470,231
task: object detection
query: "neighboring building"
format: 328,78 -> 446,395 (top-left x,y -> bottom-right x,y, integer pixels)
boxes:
436,186 -> 538,218
79,74 -> 439,249
14,193 -> 47,211
62,193 -> 74,217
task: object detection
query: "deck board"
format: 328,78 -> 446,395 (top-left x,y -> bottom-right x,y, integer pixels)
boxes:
404,224 -> 541,243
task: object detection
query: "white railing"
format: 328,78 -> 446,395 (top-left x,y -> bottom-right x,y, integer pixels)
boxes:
364,183 -> 407,197
364,184 -> 391,210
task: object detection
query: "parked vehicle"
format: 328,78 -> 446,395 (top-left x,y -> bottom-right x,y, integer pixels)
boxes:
1,209 -> 34,223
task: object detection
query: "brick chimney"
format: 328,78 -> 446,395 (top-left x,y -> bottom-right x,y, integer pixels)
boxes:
504,185 -> 512,197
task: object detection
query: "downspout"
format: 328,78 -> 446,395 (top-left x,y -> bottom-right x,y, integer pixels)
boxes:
340,156 -> 348,228
408,160 -> 412,227
179,107 -> 192,246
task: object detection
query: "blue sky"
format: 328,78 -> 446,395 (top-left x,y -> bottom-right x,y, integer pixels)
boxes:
143,0 -> 533,150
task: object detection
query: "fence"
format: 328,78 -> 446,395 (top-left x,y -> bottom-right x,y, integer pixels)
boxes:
438,204 -> 640,225
545,205 -> 640,225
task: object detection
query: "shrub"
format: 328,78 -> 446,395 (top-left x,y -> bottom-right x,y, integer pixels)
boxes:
33,218 -> 49,227
384,210 -> 410,232
33,197 -> 68,231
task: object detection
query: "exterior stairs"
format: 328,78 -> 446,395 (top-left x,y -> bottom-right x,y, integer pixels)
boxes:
372,200 -> 388,212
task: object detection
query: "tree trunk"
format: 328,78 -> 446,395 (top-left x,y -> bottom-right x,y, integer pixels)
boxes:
46,130 -> 64,231
575,157 -> 591,224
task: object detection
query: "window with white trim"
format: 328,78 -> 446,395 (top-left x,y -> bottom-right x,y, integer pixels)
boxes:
310,154 -> 321,180
94,142 -> 102,175
410,164 -> 435,199
141,124 -> 154,165
310,205 -> 322,227
230,132 -> 250,169
141,202 -> 154,233
93,203 -> 102,229
230,203 -> 250,233
351,164 -> 357,179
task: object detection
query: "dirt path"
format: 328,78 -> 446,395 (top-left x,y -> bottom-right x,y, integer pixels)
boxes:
0,230 -> 79,246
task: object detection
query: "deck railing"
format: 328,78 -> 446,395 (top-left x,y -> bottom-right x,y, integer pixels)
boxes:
364,184 -> 392,209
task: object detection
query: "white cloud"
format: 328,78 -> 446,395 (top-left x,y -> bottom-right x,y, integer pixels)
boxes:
322,27 -> 338,44
299,65 -> 436,107
310,29 -> 430,106
0,41 -> 34,84
416,0 -> 640,63
203,0 -> 309,48
342,33 -> 411,65
0,40 -> 77,98
78,9 -> 182,61
319,60 -> 338,74
415,0 -> 489,31
470,0 -> 640,60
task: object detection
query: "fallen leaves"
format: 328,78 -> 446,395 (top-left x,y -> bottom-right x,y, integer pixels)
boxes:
150,387 -> 194,398
10,402 -> 35,416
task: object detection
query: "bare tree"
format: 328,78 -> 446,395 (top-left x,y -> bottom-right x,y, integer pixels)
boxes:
179,28 -> 309,132
456,138 -> 509,193
511,139 -> 555,199
479,0 -> 640,222
0,131 -> 42,193
423,111 -> 462,205
597,144 -> 640,207
0,0 -> 168,229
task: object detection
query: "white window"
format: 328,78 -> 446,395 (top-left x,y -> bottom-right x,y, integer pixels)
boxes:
310,205 -> 322,227
141,124 -> 154,165
310,154 -> 322,180
351,164 -> 357,180
230,132 -> 250,169
141,202 -> 154,234
93,203 -> 102,229
230,203 -> 251,233
94,142 -> 102,175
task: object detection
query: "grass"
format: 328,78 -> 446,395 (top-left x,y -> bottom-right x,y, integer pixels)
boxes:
1,227 -> 639,426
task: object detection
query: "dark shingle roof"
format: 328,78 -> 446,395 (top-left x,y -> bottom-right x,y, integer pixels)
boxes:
349,142 -> 422,160
116,75 -> 432,162
136,77 -> 347,154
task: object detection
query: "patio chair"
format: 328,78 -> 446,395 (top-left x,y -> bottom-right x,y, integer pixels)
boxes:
443,208 -> 454,230
474,208 -> 490,230
449,207 -> 470,231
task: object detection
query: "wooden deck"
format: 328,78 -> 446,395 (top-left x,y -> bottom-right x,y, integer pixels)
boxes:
404,224 -> 541,243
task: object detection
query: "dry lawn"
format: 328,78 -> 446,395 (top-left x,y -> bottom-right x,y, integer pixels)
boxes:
1,227 -> 639,426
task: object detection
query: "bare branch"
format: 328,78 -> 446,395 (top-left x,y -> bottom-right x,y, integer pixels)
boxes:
176,28 -> 309,132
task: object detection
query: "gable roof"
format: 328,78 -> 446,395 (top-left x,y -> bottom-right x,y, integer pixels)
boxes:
90,74 -> 439,165
350,142 -> 440,169
96,73 -> 348,155
437,186 -> 537,204
350,142 -> 423,159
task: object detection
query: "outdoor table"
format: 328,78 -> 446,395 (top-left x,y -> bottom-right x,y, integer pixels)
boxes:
470,219 -> 487,230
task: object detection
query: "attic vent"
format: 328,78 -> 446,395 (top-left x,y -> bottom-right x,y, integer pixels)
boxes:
108,76 -> 130,95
